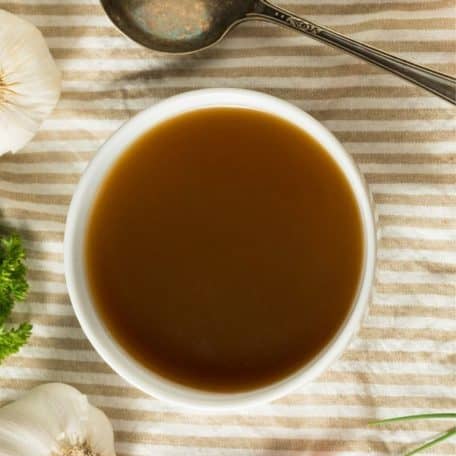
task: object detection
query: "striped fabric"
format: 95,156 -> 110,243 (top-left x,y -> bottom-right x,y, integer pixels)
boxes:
0,0 -> 455,454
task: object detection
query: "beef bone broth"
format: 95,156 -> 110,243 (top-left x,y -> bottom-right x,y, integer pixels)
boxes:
85,107 -> 364,392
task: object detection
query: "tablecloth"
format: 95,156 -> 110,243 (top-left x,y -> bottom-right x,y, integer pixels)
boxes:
0,0 -> 455,454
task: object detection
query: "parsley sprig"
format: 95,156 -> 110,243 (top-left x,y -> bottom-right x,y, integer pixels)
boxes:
0,233 -> 31,363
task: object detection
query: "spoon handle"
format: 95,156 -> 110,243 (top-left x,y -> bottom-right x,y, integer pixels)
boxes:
253,0 -> 456,104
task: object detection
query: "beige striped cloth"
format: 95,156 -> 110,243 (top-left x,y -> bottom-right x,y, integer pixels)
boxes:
1,0 -> 455,454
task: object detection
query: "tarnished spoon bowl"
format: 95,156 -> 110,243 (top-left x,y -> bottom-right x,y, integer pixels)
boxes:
100,0 -> 456,104
101,0 -> 255,54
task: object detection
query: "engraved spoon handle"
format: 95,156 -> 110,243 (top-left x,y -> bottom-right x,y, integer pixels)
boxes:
253,0 -> 456,104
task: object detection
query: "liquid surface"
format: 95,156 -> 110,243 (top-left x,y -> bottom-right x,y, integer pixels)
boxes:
86,107 -> 364,392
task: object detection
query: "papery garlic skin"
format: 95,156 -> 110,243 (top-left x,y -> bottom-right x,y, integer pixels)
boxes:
0,383 -> 116,456
0,9 -> 61,155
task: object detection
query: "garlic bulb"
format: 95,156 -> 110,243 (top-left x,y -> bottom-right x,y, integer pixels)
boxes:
0,383 -> 116,456
0,9 -> 61,155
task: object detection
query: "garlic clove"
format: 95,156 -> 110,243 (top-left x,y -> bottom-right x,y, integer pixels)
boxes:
0,9 -> 61,155
0,385 -> 58,456
0,383 -> 116,456
87,405 -> 116,456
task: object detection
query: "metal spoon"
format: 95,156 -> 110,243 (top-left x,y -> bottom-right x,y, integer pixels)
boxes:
101,0 -> 456,104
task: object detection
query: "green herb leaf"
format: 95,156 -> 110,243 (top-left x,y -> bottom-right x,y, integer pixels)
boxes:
0,233 -> 31,363
370,413 -> 456,425
0,322 -> 32,363
404,427 -> 456,456
370,413 -> 456,455
0,234 -> 28,325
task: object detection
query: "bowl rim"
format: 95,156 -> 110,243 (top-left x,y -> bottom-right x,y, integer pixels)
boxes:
64,88 -> 377,410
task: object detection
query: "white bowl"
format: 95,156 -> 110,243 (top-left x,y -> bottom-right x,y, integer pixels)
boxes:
64,88 -> 376,410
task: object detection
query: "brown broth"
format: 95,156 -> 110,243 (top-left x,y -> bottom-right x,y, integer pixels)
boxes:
85,107 -> 364,392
